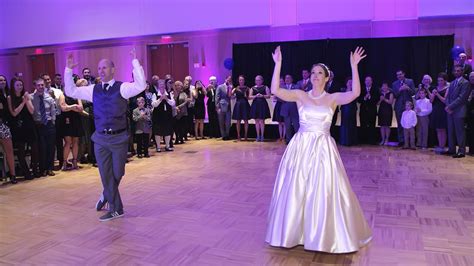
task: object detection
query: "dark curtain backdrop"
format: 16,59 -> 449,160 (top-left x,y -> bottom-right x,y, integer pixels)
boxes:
232,35 -> 454,89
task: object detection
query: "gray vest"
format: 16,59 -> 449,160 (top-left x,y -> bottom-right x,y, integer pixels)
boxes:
93,81 -> 127,132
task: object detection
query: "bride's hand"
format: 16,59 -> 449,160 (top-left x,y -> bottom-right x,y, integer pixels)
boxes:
350,46 -> 366,67
272,46 -> 282,64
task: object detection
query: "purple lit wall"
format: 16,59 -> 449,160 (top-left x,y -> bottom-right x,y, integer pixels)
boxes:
0,0 -> 271,49
419,0 -> 474,17
1,0 -> 473,49
0,0 -> 473,86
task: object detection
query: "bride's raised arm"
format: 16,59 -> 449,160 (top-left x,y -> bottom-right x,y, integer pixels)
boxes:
331,47 -> 367,105
270,46 -> 304,102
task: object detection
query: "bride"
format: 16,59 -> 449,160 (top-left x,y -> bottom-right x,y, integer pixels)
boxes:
266,46 -> 372,253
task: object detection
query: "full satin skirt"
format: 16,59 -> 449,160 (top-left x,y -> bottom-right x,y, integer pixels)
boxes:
265,131 -> 372,253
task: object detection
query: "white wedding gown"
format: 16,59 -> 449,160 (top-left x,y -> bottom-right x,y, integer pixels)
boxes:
266,91 -> 372,253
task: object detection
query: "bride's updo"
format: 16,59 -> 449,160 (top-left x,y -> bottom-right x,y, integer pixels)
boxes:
312,63 -> 330,77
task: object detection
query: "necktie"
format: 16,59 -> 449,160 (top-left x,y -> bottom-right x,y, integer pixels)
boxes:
39,95 -> 48,125
103,83 -> 109,91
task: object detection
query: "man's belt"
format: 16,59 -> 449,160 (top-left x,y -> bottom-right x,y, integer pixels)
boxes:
100,128 -> 127,135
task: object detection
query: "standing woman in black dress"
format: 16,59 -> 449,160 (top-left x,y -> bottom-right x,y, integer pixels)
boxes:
183,80 -> 194,140
174,81 -> 190,144
231,75 -> 251,141
7,78 -> 38,179
0,75 -> 17,183
377,82 -> 394,145
272,77 -> 286,142
59,78 -> 85,170
249,75 -> 271,141
192,80 -> 206,140
206,77 -> 220,138
429,72 -> 449,152
152,79 -> 175,152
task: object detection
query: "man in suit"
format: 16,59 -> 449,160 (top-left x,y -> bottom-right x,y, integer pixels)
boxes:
358,76 -> 379,144
150,75 -> 159,94
65,49 -> 146,221
468,72 -> 474,156
216,75 -> 232,140
280,74 -> 301,144
444,65 -> 471,158
458,53 -> 472,79
53,73 -> 63,90
41,74 -> 64,171
31,78 -> 57,177
392,69 -> 415,146
207,76 -> 220,138
296,69 -> 312,92
325,70 -> 339,94
82,68 -> 96,85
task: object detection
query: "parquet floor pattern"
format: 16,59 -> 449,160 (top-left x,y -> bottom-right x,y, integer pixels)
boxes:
1,139 -> 473,265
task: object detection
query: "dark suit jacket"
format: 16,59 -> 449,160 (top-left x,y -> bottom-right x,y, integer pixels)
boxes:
325,80 -> 340,94
462,64 -> 472,80
280,83 -> 300,118
392,78 -> 415,111
446,77 -> 471,118
358,86 -> 379,117
296,79 -> 312,92
206,87 -> 216,112
215,83 -> 231,112
469,84 -> 474,118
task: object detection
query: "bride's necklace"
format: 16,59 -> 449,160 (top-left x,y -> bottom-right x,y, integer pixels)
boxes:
308,90 -> 326,99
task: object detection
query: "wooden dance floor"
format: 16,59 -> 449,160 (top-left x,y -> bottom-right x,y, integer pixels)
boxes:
1,139 -> 473,265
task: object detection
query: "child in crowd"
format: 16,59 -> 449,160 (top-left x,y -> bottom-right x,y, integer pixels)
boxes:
133,97 -> 152,158
401,101 -> 417,150
415,89 -> 432,149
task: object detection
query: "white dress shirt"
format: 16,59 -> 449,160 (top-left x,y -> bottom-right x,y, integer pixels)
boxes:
151,91 -> 176,111
401,109 -> 417,129
415,98 -> 432,117
188,85 -> 196,107
45,86 -> 64,115
64,59 -> 146,102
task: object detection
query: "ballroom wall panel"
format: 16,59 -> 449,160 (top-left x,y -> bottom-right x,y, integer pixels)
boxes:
0,16 -> 472,88
1,0 -> 473,49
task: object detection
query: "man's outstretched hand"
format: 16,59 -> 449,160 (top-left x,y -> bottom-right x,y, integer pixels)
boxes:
67,54 -> 78,69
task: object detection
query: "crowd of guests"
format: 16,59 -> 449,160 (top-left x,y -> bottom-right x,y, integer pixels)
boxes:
337,53 -> 473,160
1,53 -> 473,185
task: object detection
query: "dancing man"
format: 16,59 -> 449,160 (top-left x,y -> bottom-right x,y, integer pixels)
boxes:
64,48 -> 146,221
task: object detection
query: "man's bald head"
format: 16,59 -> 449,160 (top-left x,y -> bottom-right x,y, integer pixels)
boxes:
459,53 -> 467,64
98,59 -> 115,82
98,59 -> 115,68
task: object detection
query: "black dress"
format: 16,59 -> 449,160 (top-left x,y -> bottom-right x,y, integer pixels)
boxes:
340,99 -> 358,146
152,92 -> 174,136
250,86 -> 271,119
429,87 -> 448,129
0,93 -> 11,139
206,87 -> 220,137
194,88 -> 206,120
232,86 -> 251,120
61,96 -> 84,137
378,91 -> 393,127
9,96 -> 37,143
272,97 -> 285,122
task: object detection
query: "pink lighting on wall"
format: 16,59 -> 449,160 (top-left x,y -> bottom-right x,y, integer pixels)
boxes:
161,35 -> 172,43
34,48 -> 44,54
